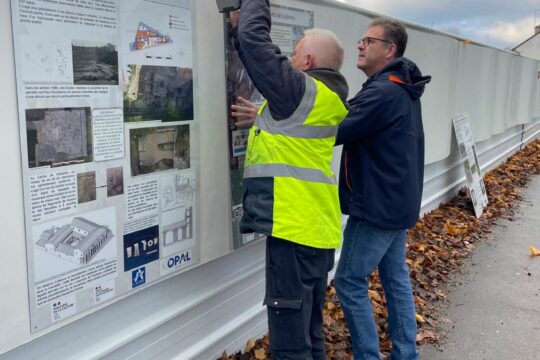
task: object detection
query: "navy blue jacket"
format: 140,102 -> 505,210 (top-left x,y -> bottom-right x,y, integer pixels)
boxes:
337,58 -> 431,229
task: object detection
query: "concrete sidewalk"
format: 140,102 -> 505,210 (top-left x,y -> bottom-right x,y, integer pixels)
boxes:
419,175 -> 540,360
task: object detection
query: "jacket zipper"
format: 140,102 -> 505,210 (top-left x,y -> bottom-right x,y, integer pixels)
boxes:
344,150 -> 353,192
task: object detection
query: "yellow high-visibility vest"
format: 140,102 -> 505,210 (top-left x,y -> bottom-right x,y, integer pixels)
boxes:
243,74 -> 348,249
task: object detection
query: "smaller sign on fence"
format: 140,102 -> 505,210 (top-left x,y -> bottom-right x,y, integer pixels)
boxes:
452,113 -> 489,218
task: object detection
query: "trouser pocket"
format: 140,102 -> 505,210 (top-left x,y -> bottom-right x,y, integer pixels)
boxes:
264,297 -> 304,352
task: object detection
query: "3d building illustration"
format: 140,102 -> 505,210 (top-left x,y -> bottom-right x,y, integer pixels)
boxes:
36,217 -> 113,265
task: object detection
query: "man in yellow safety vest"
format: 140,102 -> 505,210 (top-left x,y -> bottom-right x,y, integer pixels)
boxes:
230,0 -> 348,358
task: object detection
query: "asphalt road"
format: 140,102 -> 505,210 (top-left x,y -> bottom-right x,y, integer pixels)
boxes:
420,175 -> 540,360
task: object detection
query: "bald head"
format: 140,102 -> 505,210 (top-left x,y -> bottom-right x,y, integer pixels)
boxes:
290,28 -> 344,71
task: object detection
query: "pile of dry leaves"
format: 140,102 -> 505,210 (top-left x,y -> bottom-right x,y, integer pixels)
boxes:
220,140 -> 540,360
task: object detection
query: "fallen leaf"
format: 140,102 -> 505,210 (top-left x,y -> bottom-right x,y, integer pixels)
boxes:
530,245 -> 540,257
416,313 -> 426,323
417,330 -> 439,342
368,289 -> 382,302
254,348 -> 266,360
325,301 -> 335,310
323,314 -> 333,327
444,221 -> 468,235
262,334 -> 270,346
244,339 -> 255,353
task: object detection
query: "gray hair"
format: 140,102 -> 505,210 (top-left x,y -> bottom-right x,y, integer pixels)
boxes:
302,28 -> 344,70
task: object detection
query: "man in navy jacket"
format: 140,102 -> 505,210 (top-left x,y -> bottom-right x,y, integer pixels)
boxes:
333,18 -> 431,360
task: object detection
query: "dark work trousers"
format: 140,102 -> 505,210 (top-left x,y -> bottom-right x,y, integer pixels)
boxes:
264,235 -> 335,360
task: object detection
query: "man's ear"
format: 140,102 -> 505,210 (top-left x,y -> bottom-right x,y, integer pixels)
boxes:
386,44 -> 397,60
304,53 -> 315,70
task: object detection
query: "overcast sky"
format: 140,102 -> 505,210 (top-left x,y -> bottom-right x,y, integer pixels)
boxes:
338,0 -> 539,49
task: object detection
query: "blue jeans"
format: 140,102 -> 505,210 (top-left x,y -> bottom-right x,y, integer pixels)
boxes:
334,218 -> 418,360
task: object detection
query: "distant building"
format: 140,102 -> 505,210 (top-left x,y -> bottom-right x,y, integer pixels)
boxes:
513,25 -> 540,60
37,217 -> 113,265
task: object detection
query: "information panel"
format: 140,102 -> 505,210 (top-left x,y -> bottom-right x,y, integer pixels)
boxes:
225,4 -> 314,249
453,113 -> 489,217
11,0 -> 198,331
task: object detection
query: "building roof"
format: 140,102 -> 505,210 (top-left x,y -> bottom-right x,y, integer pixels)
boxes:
56,243 -> 75,256
72,217 -> 100,232
513,29 -> 540,51
36,228 -> 55,247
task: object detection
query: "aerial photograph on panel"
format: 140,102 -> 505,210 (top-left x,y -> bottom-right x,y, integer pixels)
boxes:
129,124 -> 190,176
72,40 -> 119,85
26,107 -> 93,168
123,65 -> 193,122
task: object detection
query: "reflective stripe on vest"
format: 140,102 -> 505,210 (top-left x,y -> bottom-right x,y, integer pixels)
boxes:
254,77 -> 339,139
244,163 -> 336,184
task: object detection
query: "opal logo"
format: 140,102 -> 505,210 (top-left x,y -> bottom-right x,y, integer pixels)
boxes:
132,267 -> 146,288
166,250 -> 192,270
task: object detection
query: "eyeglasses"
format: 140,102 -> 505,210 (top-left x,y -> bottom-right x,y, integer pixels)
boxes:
358,36 -> 393,46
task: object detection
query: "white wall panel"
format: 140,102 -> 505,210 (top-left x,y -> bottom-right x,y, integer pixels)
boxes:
490,53 -> 512,135
454,44 -> 496,142
409,32 -> 459,163
0,0 -> 30,353
0,0 -> 539,358
531,61 -> 540,120
512,58 -> 537,127
505,57 -> 525,128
